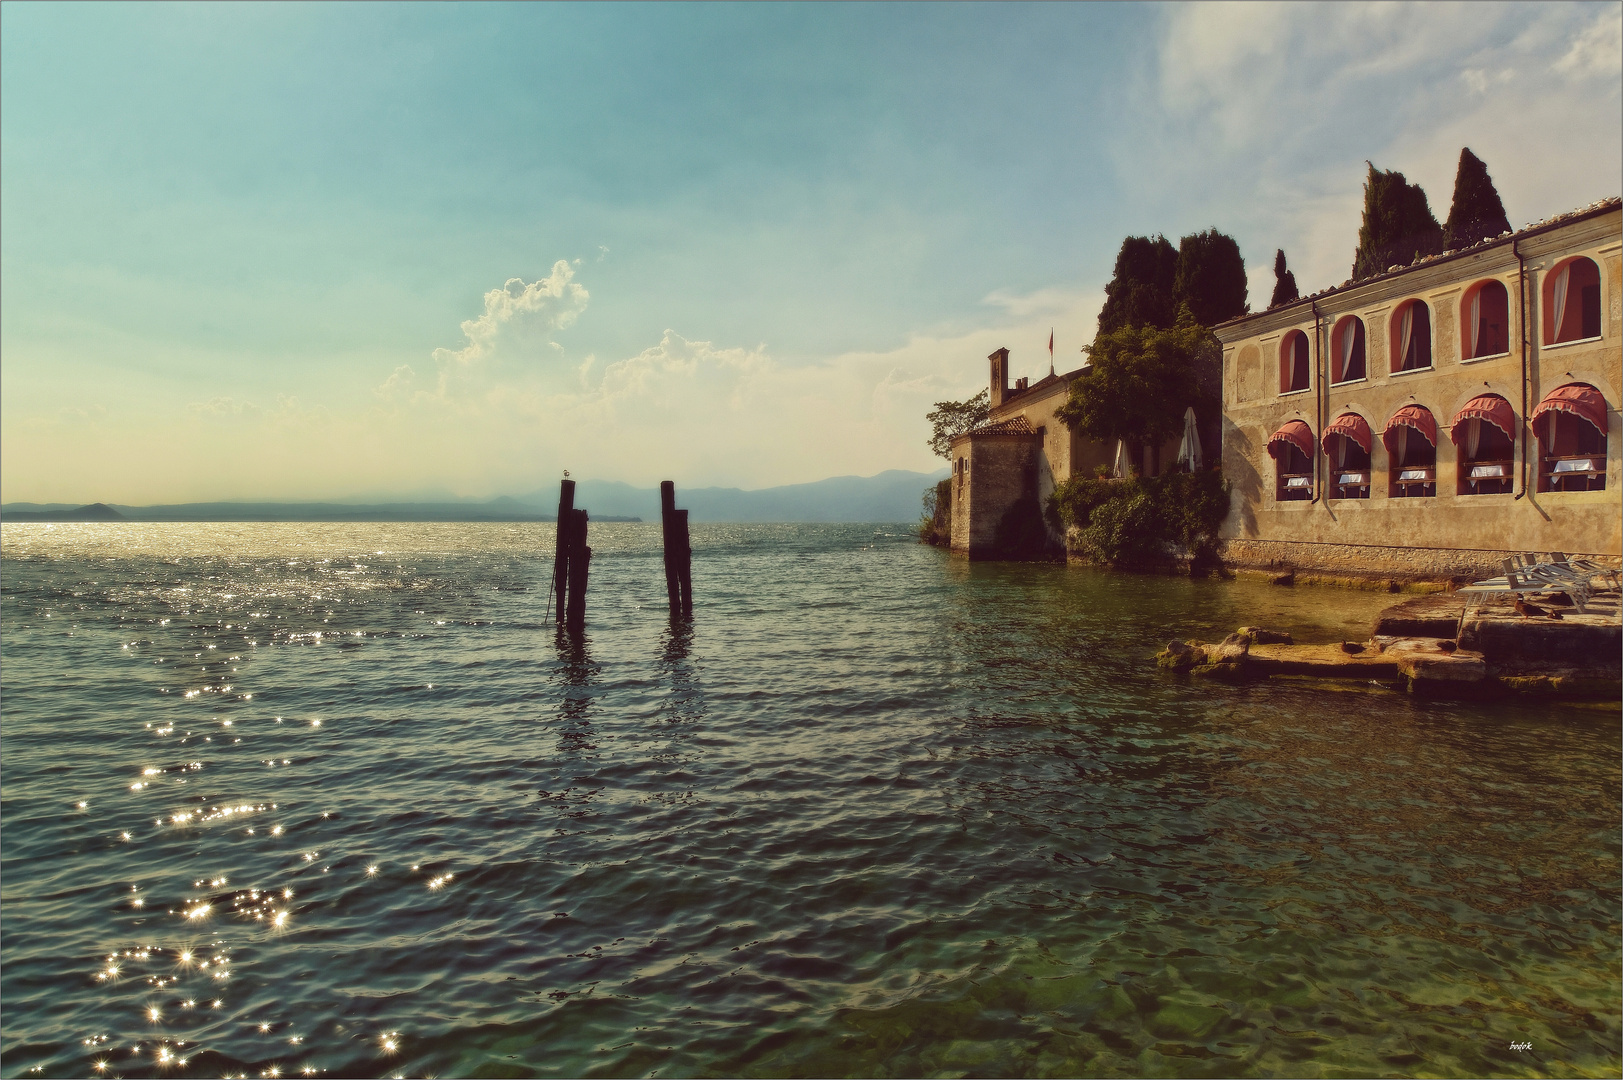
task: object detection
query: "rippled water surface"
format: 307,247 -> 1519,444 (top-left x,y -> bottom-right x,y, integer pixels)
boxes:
2,522 -> 1618,1079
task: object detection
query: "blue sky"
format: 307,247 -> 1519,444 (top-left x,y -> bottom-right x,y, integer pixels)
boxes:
3,2 -> 1619,503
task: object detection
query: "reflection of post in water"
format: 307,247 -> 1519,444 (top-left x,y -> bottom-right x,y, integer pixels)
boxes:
656,621 -> 705,727
553,627 -> 600,754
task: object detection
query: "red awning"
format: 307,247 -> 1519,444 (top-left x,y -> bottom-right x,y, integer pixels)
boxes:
1530,382 -> 1608,435
1383,403 -> 1437,447
1449,394 -> 1517,446
1267,419 -> 1315,461
1321,412 -> 1372,454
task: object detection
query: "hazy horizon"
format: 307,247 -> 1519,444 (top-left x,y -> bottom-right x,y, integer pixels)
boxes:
4,2 -> 1619,505
0,466 -> 951,512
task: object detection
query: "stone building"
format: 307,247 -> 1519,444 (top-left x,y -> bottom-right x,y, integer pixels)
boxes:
947,344 -> 1195,559
948,347 -> 1115,558
1215,197 -> 1621,581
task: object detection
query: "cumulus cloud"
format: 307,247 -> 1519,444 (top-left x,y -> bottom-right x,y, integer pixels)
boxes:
596,331 -> 770,405
431,260 -> 588,368
359,265 -> 1103,492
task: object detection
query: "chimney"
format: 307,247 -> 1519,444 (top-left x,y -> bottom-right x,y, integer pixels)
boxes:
989,347 -> 1009,408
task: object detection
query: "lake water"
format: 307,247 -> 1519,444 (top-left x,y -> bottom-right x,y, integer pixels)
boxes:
1,522 -> 1617,1079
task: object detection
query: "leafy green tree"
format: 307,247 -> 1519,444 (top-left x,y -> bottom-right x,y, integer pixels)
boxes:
1442,147 -> 1512,249
1173,228 -> 1248,327
1096,235 -> 1179,335
1269,248 -> 1300,308
1057,306 -> 1216,453
924,389 -> 989,459
1351,162 -> 1443,280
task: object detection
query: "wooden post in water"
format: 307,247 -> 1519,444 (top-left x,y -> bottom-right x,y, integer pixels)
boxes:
565,509 -> 590,632
675,508 -> 693,618
553,479 -> 576,624
660,481 -> 680,615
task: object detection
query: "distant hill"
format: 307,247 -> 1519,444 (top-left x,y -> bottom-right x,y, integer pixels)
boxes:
517,469 -> 950,523
3,502 -> 125,521
2,500 -> 576,523
1,469 -> 949,524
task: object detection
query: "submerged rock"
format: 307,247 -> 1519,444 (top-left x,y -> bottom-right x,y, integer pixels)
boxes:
1190,662 -> 1248,682
1205,632 -> 1250,664
1156,640 -> 1203,671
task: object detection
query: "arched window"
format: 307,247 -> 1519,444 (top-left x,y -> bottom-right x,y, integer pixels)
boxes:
1461,280 -> 1510,359
1450,394 -> 1516,495
1267,419 -> 1315,501
1383,404 -> 1437,497
1543,257 -> 1602,345
1390,300 -> 1432,372
1330,316 -> 1366,384
1533,382 -> 1608,491
1322,413 -> 1372,499
1279,330 -> 1310,393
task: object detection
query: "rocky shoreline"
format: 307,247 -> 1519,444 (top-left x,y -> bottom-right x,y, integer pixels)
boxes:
1158,589 -> 1621,700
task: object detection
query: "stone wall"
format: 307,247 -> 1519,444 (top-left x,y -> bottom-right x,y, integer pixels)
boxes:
950,433 -> 1041,558
1221,537 -> 1622,584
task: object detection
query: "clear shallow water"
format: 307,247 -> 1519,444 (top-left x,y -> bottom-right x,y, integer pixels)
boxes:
1,521 -> 1617,1079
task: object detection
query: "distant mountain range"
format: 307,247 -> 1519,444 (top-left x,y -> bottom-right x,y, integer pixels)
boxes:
1,469 -> 949,524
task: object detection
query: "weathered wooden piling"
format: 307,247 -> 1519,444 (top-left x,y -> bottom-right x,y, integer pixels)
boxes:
565,508 -> 590,632
660,481 -> 680,615
553,479 -> 576,624
675,508 -> 693,617
661,481 -> 693,618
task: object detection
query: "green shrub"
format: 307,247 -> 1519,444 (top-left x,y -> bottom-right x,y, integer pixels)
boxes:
918,479 -> 953,546
1049,470 -> 1229,568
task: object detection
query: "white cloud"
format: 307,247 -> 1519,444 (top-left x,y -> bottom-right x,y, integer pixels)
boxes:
188,394 -> 326,426
350,269 -> 1103,493
187,396 -> 261,418
1142,2 -> 1622,298
430,260 -> 588,368
1555,5 -> 1622,79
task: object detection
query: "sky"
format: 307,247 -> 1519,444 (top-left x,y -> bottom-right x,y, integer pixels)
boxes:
2,1 -> 1619,504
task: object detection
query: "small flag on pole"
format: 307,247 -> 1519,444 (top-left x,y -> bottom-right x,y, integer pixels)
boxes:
1048,329 -> 1055,375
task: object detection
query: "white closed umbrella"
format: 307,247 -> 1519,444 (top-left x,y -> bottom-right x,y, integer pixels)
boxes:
1111,438 -> 1131,479
1176,407 -> 1202,472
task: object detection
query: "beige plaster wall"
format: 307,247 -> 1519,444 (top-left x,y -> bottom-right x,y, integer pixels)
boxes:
1216,209 -> 1622,574
990,377 -> 1183,490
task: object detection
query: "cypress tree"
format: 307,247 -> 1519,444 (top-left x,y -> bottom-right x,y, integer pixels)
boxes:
1442,147 -> 1512,249
1096,235 -> 1179,336
1173,229 -> 1248,327
1351,162 -> 1444,281
1269,248 -> 1300,308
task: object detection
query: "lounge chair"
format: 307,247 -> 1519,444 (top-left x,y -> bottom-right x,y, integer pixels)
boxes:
1458,563 -> 1589,614
1549,552 -> 1621,589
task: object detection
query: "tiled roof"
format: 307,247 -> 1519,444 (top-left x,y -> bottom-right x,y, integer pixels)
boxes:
967,415 -> 1036,436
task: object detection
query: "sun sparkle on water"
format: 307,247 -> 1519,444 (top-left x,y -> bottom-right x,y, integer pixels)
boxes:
3,521 -> 1616,1078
